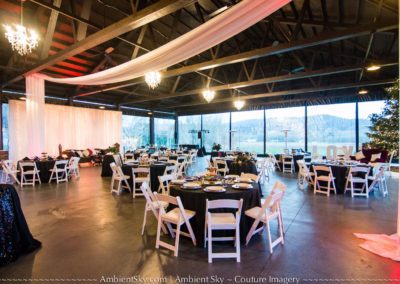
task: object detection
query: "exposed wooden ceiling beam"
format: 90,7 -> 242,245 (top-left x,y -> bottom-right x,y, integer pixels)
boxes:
121,65 -> 369,105
2,0 -> 197,88
70,21 -> 397,99
40,0 -> 62,60
164,78 -> 395,110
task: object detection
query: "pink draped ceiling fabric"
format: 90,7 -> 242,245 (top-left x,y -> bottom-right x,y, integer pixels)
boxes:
44,0 -> 291,85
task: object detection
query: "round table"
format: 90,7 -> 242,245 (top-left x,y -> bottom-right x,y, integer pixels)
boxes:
101,155 -> 117,177
121,163 -> 170,192
170,183 -> 261,247
17,159 -> 63,183
310,163 -> 373,194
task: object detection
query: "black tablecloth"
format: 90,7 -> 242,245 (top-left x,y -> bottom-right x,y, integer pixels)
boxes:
17,160 -> 62,183
0,184 -> 41,266
179,144 -> 199,150
170,183 -> 261,247
121,163 -> 168,192
211,151 -> 227,158
101,155 -> 118,177
310,163 -> 373,194
226,160 -> 258,175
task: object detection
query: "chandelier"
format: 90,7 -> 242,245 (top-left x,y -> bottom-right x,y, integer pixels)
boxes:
144,71 -> 162,89
233,99 -> 245,111
3,1 -> 39,56
202,89 -> 215,103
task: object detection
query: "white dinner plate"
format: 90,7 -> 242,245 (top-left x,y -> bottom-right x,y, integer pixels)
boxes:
204,186 -> 226,193
182,182 -> 202,189
203,180 -> 222,185
171,179 -> 185,185
232,183 -> 253,189
235,177 -> 253,183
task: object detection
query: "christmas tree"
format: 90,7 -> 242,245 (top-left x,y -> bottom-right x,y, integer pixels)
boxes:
366,80 -> 399,153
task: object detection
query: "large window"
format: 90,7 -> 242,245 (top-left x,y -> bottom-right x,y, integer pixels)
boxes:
154,118 -> 175,148
265,107 -> 305,154
231,110 -> 264,154
308,103 -> 356,155
358,100 -> 385,147
202,113 -> 230,152
122,115 -> 149,151
2,104 -> 8,150
178,115 -> 201,145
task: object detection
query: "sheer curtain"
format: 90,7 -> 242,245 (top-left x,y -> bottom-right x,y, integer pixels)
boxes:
9,100 -> 122,162
44,0 -> 290,85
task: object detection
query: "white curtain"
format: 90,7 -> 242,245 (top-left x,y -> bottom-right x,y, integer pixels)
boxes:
44,0 -> 291,85
9,100 -> 122,162
26,74 -> 46,156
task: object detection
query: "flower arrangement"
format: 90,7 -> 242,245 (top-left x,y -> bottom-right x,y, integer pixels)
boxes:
212,143 -> 221,151
236,153 -> 250,163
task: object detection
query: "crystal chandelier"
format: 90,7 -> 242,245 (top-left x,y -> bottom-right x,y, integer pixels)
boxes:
233,99 -> 245,111
144,71 -> 162,89
202,89 -> 215,103
3,1 -> 39,56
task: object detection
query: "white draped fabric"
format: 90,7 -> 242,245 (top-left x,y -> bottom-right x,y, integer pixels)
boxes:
26,74 -> 46,157
44,0 -> 290,85
9,100 -> 122,162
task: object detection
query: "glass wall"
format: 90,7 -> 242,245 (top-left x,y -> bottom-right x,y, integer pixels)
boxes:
308,103 -> 356,155
154,118 -> 175,148
178,115 -> 201,145
265,107 -> 305,154
2,104 -> 8,150
231,110 -> 264,154
358,100 -> 385,147
122,115 -> 150,151
202,113 -> 230,152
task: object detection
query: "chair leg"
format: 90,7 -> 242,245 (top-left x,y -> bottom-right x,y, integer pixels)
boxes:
141,206 -> 148,235
266,220 -> 273,254
208,225 -> 212,263
174,223 -> 181,257
155,216 -> 162,249
236,222 -> 240,263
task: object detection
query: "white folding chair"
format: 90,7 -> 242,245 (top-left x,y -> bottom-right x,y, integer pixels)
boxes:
164,165 -> 177,176
256,158 -> 268,184
49,160 -> 69,184
110,162 -> 131,195
387,150 -> 398,172
368,165 -> 388,197
177,161 -> 187,177
296,160 -> 314,190
113,154 -> 123,167
140,182 -> 168,235
168,159 -> 178,166
282,154 -> 294,173
67,157 -> 80,178
124,153 -> 134,161
158,156 -> 169,162
132,167 -> 150,198
267,153 -> 281,171
1,160 -> 20,185
214,159 -> 229,176
344,166 -> 371,198
245,190 -> 285,253
204,199 -> 243,263
313,165 -> 336,196
19,161 -> 41,187
158,174 -> 175,194
154,193 -> 197,257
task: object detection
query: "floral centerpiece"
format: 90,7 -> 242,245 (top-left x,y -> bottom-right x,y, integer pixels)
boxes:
212,143 -> 221,151
235,153 -> 251,164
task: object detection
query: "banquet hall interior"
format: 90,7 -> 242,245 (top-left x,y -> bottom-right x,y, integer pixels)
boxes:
0,0 -> 399,282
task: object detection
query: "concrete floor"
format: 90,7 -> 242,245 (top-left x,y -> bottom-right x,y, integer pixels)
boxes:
1,157 -> 399,283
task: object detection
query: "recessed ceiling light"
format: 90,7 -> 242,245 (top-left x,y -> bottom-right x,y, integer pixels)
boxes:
148,111 -> 153,115
99,106 -> 105,109
366,65 -> 381,71
358,89 -> 368,95
19,97 -> 26,100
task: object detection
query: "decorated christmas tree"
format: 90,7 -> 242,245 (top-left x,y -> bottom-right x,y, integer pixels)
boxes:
366,80 -> 399,153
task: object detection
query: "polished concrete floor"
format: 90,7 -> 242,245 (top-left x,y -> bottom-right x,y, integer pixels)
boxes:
1,158 -> 399,283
